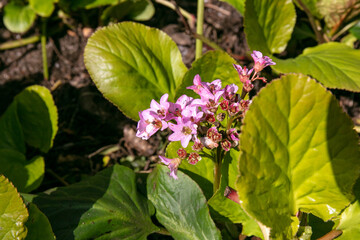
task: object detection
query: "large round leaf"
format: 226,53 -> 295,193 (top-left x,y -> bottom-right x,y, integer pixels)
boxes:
0,175 -> 28,239
3,2 -> 36,33
244,0 -> 296,54
85,22 -> 187,120
34,165 -> 158,240
273,42 -> 360,92
236,74 -> 360,239
147,164 -> 221,240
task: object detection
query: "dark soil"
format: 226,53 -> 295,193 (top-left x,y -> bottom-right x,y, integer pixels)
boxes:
0,0 -> 359,190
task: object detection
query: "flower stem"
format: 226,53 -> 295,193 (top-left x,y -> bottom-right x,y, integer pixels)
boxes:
41,18 -> 49,81
155,0 -> 195,28
195,0 -> 204,59
213,147 -> 222,193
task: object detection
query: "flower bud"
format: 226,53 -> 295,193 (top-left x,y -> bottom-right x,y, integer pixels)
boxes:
188,152 -> 201,165
177,148 -> 188,159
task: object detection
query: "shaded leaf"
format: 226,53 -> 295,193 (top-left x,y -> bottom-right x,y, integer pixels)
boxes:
293,0 -> 322,19
0,175 -> 28,239
273,42 -> 360,91
244,0 -> 296,54
25,203 -> 55,240
15,85 -> 58,153
3,2 -> 36,33
350,21 -> 360,40
85,22 -> 187,120
236,74 -> 360,239
0,149 -> 44,193
147,164 -> 221,240
34,165 -> 158,240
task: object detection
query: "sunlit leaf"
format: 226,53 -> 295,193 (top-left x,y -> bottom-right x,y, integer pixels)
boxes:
244,0 -> 296,54
221,0 -> 245,15
3,2 -> 36,33
237,74 -> 360,239
29,0 -> 55,17
0,175 -> 28,239
273,42 -> 360,91
85,22 -> 187,120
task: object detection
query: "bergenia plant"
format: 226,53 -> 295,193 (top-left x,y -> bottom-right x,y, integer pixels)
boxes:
135,52 -> 274,188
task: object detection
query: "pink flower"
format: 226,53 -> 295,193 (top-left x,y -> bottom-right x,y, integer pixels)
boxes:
150,93 -> 170,120
251,51 -> 275,72
159,156 -> 182,179
168,95 -> 193,120
224,84 -> 239,101
233,64 -> 253,83
228,128 -> 239,141
168,119 -> 198,148
192,138 -> 204,151
136,109 -> 167,140
188,152 -> 201,165
243,80 -> 254,92
221,140 -> 231,151
228,102 -> 240,116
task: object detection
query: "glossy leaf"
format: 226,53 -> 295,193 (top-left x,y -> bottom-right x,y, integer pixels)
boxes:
15,85 -> 58,153
175,51 -> 241,99
221,0 -> 245,14
29,0 -> 55,17
147,164 -> 221,240
236,74 -> 360,239
127,0 -> 155,21
0,149 -> 44,193
67,0 -> 121,9
337,200 -> 360,239
244,0 -> 296,54
34,165 -> 158,240
85,22 -> 187,120
3,2 -> 36,33
273,42 -> 360,91
25,203 -> 55,240
0,175 -> 28,239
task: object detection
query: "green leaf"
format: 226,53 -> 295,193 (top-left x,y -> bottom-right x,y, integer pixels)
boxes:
0,85 -> 58,153
69,0 -> 122,9
336,201 -> 360,239
221,0 -> 245,15
176,50 -> 241,99
0,149 -> 44,193
244,0 -> 296,55
29,0 -> 55,17
3,1 -> 36,33
85,22 -> 187,120
147,164 -> 221,240
350,21 -> 360,40
0,175 -> 28,239
25,203 -> 55,240
236,74 -> 360,239
293,0 -> 322,19
0,102 -> 26,154
273,42 -> 360,91
34,165 -> 158,240
15,85 -> 58,153
165,141 -> 214,199
101,0 -> 154,24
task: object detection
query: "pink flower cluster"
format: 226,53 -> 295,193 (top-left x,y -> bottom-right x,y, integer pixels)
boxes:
136,51 -> 275,179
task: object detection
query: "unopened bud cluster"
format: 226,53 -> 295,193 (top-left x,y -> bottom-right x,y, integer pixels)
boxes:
136,51 -> 275,179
